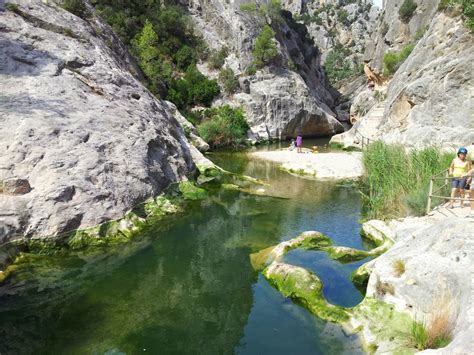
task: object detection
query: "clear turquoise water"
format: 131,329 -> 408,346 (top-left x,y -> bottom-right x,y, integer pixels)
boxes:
0,141 -> 366,354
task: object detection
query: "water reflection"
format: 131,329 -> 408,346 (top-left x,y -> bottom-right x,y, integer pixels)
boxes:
0,141 -> 364,354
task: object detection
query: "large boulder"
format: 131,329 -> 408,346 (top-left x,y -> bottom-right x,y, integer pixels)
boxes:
0,3 -> 194,241
233,70 -> 344,140
360,218 -> 474,353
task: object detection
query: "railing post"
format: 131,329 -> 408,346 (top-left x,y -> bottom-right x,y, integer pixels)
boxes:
426,177 -> 434,214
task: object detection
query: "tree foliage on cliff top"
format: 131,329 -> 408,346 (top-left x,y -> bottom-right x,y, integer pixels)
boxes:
92,1 -> 215,108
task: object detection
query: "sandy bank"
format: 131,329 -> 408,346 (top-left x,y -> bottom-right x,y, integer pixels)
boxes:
250,150 -> 364,180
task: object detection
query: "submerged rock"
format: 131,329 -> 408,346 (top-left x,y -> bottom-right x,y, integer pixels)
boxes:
264,262 -> 350,323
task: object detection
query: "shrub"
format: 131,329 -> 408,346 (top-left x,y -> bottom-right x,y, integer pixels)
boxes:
240,3 -> 258,13
167,65 -> 220,109
5,2 -> 18,12
337,8 -> 350,25
399,0 -> 418,23
382,42 -> 415,76
218,66 -> 239,95
324,42 -> 356,84
245,65 -> 257,76
361,142 -> 452,219
253,25 -> 279,68
208,47 -> 228,70
174,45 -> 195,70
62,0 -> 90,19
392,259 -> 406,276
197,106 -> 249,148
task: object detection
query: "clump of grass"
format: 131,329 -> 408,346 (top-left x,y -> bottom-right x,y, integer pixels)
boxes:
392,259 -> 406,276
361,141 -> 452,219
411,319 -> 429,349
410,290 -> 458,350
375,279 -> 395,296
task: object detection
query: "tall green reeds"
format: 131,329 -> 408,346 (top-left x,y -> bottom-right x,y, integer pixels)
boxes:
361,142 -> 453,219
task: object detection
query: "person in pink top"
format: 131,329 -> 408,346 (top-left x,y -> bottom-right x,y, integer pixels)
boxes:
296,135 -> 302,153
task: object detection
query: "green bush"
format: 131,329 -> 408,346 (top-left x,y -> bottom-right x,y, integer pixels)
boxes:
218,66 -> 239,95
63,0 -> 90,19
337,8 -> 350,25
5,2 -> 19,12
253,25 -> 279,68
245,65 -> 257,75
383,42 -> 415,76
197,106 -> 249,148
167,65 -> 220,109
399,0 -> 418,23
208,47 -> 228,70
324,42 -> 356,84
361,142 -> 452,219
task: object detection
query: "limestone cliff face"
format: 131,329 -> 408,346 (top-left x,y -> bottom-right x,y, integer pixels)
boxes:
297,0 -> 380,66
0,2 -> 195,241
183,0 -> 345,140
332,0 -> 474,148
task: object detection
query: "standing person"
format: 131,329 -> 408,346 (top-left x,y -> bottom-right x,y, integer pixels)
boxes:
449,147 -> 471,208
296,135 -> 302,153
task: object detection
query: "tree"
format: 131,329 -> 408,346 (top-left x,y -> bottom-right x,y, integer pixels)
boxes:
133,20 -> 170,93
253,25 -> 279,68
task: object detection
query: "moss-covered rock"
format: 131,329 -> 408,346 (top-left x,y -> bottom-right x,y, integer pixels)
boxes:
351,297 -> 416,354
249,231 -> 332,270
178,181 -> 208,200
264,262 -> 350,323
324,246 -> 371,263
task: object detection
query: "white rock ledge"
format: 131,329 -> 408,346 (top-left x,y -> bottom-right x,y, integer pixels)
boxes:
250,150 -> 364,180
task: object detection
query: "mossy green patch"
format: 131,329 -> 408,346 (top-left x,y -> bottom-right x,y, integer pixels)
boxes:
264,263 -> 349,323
352,297 -> 416,354
178,181 -> 208,200
323,246 -> 371,263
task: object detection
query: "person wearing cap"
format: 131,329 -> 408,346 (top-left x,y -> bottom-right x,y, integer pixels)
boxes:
449,147 -> 471,208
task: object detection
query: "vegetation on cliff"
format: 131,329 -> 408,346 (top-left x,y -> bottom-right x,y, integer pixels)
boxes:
197,106 -> 249,148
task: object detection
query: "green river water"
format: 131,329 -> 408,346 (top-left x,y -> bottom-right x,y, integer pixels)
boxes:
0,140 -> 369,354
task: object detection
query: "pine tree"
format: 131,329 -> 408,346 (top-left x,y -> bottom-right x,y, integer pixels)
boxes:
253,25 -> 278,68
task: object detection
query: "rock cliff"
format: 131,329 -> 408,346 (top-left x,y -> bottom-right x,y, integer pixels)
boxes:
184,0 -> 345,140
355,217 -> 474,353
331,0 -> 474,149
0,2 -> 195,242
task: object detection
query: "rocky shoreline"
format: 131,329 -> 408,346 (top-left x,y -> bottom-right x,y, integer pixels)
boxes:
250,212 -> 474,353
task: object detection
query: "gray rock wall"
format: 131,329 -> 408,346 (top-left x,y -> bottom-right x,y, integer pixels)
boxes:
0,2 -> 195,241
184,0 -> 344,140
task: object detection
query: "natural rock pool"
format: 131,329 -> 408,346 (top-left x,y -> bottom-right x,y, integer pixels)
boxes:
0,141 -> 370,354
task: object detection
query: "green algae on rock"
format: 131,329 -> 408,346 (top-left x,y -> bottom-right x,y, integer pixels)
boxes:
263,262 -> 350,323
351,297 -> 416,354
250,231 -> 333,270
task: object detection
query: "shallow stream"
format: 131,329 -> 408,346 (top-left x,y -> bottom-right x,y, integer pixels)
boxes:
0,140 -> 369,354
